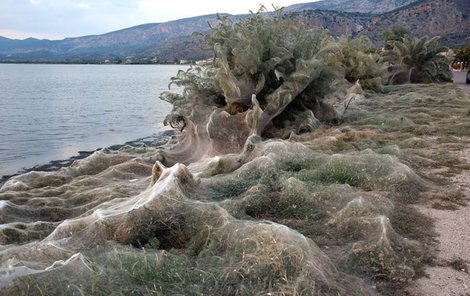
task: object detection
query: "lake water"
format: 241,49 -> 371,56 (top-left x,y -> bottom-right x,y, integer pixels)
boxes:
0,64 -> 186,177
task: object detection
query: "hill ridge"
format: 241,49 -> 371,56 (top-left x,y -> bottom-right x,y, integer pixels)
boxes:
0,0 -> 468,63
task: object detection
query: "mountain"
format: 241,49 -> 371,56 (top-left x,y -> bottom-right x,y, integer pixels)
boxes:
291,10 -> 372,37
286,0 -> 469,48
0,14 -> 238,63
140,34 -> 209,62
286,0 -> 417,14
0,0 -> 468,63
359,0 -> 470,47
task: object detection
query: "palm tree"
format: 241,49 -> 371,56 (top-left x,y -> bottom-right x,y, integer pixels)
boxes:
381,35 -> 452,84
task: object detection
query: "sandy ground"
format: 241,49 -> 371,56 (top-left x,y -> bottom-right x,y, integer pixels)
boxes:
454,71 -> 470,95
410,205 -> 470,295
408,73 -> 470,296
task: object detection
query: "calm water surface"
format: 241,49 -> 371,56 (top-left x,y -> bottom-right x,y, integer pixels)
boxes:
0,64 -> 186,176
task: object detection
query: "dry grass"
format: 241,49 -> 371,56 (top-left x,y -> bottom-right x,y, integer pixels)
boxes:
2,83 -> 469,296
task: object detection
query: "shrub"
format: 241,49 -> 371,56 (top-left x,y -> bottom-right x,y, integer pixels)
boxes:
339,35 -> 386,91
159,8 -> 386,165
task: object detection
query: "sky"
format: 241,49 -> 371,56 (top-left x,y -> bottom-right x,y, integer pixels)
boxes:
0,0 -> 314,40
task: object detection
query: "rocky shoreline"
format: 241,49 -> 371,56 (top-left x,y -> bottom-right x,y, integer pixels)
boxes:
0,130 -> 174,188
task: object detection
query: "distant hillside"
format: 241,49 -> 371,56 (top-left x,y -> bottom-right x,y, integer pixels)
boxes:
359,0 -> 470,47
291,10 -> 372,37
0,14 -> 236,63
286,0 -> 417,14
0,0 -> 468,63
291,0 -> 469,48
140,34 -> 210,62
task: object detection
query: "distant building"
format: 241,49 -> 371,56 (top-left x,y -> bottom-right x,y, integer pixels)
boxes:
195,59 -> 212,66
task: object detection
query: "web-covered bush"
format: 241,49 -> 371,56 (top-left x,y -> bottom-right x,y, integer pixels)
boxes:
339,36 -> 386,91
159,8 -> 385,165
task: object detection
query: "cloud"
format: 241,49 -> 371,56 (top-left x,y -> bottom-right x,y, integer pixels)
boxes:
29,0 -> 37,4
76,2 -> 92,9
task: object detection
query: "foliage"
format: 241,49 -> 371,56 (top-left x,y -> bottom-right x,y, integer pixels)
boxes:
383,26 -> 410,50
381,35 -> 452,84
158,8 -> 391,166
160,7 -> 343,147
454,45 -> 470,68
339,36 -> 386,91
8,81 -> 470,295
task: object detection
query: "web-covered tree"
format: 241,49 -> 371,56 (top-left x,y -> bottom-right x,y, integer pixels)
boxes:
158,8 -> 384,165
381,35 -> 452,84
383,26 -> 410,50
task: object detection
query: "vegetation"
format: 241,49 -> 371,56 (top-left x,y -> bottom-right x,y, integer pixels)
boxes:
453,45 -> 470,69
4,81 -> 469,295
383,26 -> 410,50
159,7 -> 456,168
339,35 -> 386,91
159,8 -> 390,166
3,7 -> 468,296
162,9 -> 340,134
381,35 -> 453,84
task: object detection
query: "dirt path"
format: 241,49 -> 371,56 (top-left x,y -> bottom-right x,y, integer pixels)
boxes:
407,77 -> 470,295
454,71 -> 470,95
410,198 -> 470,295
